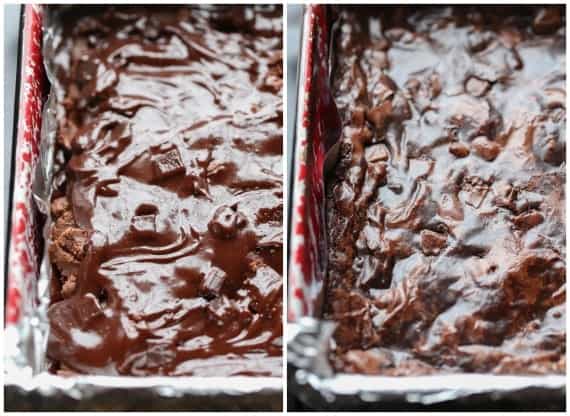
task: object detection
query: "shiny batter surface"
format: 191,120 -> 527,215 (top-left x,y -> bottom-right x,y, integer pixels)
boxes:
46,6 -> 283,376
325,6 -> 565,375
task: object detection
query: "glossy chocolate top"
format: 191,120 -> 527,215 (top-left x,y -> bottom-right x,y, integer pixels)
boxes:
325,6 -> 565,375
46,5 -> 283,376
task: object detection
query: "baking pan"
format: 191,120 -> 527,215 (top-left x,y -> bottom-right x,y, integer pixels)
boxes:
5,5 -> 282,411
287,5 -> 566,411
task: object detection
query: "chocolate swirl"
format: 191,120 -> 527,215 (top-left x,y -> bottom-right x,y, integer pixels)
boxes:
46,5 -> 283,376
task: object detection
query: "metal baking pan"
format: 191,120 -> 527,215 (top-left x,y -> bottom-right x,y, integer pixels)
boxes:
287,5 -> 566,411
4,5 -> 282,411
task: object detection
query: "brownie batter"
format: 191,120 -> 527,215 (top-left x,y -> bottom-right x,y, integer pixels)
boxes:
325,6 -> 565,375
46,6 -> 282,376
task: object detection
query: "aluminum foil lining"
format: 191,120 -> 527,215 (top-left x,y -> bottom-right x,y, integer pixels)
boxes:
288,319 -> 565,409
4,6 -> 281,411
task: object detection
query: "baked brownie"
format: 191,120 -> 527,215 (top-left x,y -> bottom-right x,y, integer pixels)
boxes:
46,6 -> 283,376
325,6 -> 565,375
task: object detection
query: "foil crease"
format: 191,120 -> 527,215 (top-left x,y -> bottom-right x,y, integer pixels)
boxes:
5,6 -> 281,411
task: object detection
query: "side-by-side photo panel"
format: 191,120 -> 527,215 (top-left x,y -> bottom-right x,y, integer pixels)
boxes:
5,4 -> 283,411
4,2 -> 567,413
287,4 -> 566,411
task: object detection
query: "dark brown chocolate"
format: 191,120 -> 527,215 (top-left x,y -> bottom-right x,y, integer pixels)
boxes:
325,6 -> 565,375
46,5 -> 282,376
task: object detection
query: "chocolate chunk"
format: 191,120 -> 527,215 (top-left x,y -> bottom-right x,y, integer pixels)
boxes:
207,295 -> 236,324
449,142 -> 470,158
247,265 -> 281,306
533,116 -> 565,166
448,95 -> 500,141
461,176 -> 491,208
366,101 -> 392,130
48,294 -> 104,333
351,107 -> 366,127
533,7 -> 562,34
208,205 -> 248,239
152,147 -> 185,180
356,255 -> 392,289
200,266 -> 226,298
131,214 -> 156,233
512,210 -> 544,230
471,136 -> 500,161
420,230 -> 447,256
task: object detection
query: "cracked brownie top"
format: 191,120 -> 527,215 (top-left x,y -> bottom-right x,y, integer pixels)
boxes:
324,6 -> 565,375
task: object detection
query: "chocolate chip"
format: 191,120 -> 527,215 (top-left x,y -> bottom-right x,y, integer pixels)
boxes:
428,73 -> 442,98
387,183 -> 403,194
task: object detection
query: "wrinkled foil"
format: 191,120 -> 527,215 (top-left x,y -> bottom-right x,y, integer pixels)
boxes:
5,6 -> 281,411
288,319 -> 565,410
286,5 -> 566,411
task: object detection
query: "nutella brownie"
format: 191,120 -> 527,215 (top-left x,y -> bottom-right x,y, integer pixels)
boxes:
46,6 -> 283,376
325,6 -> 565,375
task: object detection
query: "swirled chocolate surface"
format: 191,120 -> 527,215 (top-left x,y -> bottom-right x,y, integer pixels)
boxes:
325,6 -> 565,375
46,5 -> 283,376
